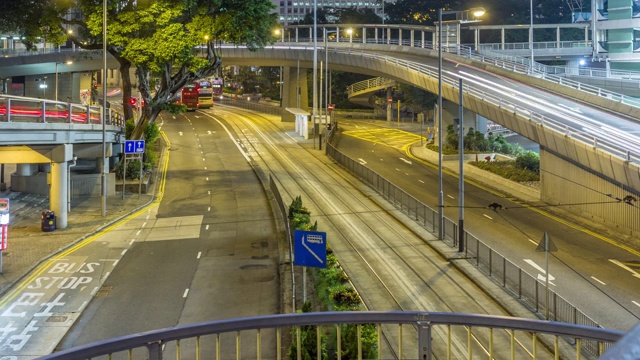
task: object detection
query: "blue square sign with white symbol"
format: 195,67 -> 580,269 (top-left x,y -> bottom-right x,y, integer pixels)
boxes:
294,230 -> 327,268
125,140 -> 146,154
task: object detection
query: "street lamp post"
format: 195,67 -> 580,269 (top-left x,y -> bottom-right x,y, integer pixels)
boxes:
312,0 -> 318,150
101,0 -> 107,217
437,7 -> 485,241
530,0 -> 535,69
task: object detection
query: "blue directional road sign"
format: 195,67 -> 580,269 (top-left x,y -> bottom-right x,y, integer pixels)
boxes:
294,230 -> 327,268
125,140 -> 146,154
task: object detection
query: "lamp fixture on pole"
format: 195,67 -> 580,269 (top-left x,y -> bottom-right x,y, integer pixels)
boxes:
101,0 -> 107,217
437,7 -> 485,241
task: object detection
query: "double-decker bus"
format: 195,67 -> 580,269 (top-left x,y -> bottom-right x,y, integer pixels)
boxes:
195,80 -> 214,108
211,77 -> 224,99
181,84 -> 199,111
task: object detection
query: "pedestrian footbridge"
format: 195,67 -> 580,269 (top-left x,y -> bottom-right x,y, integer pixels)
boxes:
0,95 -> 125,228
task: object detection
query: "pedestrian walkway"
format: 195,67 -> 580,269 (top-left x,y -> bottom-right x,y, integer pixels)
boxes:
0,186 -> 154,296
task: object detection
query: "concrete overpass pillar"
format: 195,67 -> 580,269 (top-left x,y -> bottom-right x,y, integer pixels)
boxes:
282,66 -> 309,122
50,161 -> 68,229
16,164 -> 38,176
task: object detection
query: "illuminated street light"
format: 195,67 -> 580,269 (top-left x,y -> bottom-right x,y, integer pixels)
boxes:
437,7 -> 485,243
346,28 -> 353,43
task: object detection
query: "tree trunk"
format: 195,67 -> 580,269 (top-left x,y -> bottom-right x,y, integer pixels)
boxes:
119,60 -> 134,121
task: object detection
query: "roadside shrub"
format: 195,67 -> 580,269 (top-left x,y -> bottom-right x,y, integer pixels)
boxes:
515,150 -> 540,174
115,159 -> 142,180
470,160 -> 539,182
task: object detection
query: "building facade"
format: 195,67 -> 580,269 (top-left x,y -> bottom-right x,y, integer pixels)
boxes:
272,0 -> 389,24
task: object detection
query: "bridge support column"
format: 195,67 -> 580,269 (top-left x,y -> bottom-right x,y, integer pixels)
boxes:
49,144 -> 73,230
50,161 -> 68,229
282,66 -> 308,122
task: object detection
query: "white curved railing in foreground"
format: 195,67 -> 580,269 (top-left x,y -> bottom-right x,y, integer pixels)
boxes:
36,311 -> 625,360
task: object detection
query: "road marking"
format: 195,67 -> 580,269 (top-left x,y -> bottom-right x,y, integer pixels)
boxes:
172,116 -> 176,120
633,301 -> 640,308
205,225 -> 209,230
207,130 -> 212,135
136,230 -> 141,236
528,239 -> 537,245
202,158 -> 205,161
418,180 -> 425,184
380,159 -> 384,161
142,222 -> 147,228
204,167 -> 207,170
524,259 -> 556,285
483,214 -> 493,220
121,249 -> 127,256
197,252 -> 202,259
91,287 -> 99,296
357,158 -> 367,165
609,259 -> 640,279
208,190 -> 211,195
206,177 -> 209,181
179,132 -> 183,136
558,103 -> 583,114
395,168 -> 401,172
183,289 -> 189,298
591,276 -> 606,285
399,158 -> 412,165
146,214 -> 150,220
129,239 -> 135,245
104,271 -> 111,279
447,195 -> 455,199
207,207 -> 211,211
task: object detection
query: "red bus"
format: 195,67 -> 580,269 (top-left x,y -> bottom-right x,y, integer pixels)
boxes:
181,84 -> 199,111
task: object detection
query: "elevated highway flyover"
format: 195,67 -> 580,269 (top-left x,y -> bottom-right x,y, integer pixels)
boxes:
0,24 -> 638,237
0,95 -> 124,228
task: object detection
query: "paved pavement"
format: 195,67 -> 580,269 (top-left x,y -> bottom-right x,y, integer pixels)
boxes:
0,175 -> 154,297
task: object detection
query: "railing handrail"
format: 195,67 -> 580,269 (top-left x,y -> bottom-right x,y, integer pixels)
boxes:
36,311 -> 625,360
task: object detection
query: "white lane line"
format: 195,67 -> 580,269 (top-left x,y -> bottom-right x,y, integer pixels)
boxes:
205,225 -> 210,230
483,214 -> 493,220
142,222 -> 147,228
591,276 -> 606,285
447,195 -> 455,199
183,289 -> 189,298
202,158 -> 205,161
136,230 -> 141,236
179,132 -> 183,136
405,173 -> 409,176
609,259 -> 640,279
208,207 -> 211,211
558,103 -> 583,114
113,260 -> 119,266
206,177 -> 209,181
77,301 -> 88,312
121,249 -> 127,256
528,239 -> 537,245
90,287 -> 100,296
633,301 -> 640,308
399,158 -> 412,165
104,271 -> 111,279
204,167 -> 207,170
129,239 -> 135,245
145,214 -> 150,220
418,180 -> 425,184
380,159 -> 384,161
208,190 -> 211,195
357,158 -> 367,165
395,168 -> 401,172
197,252 -> 202,259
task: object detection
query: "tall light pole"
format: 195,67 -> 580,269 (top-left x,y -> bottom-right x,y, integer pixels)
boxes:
530,0 -> 535,69
437,7 -> 485,241
312,0 -> 318,149
55,61 -> 72,102
101,0 -> 107,217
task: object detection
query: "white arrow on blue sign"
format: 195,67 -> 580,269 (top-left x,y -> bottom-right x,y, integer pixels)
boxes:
294,230 -> 327,268
125,140 -> 146,154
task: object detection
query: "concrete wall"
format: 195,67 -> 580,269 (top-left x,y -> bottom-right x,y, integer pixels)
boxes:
541,149 -> 640,240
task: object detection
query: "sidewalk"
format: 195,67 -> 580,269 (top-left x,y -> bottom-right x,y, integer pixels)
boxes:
0,188 -> 154,296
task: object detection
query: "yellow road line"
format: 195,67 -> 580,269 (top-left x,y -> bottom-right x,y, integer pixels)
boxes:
0,131 -> 171,308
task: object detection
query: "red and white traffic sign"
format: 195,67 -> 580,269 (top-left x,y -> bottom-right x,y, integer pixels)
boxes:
387,97 -> 393,103
328,103 -> 334,111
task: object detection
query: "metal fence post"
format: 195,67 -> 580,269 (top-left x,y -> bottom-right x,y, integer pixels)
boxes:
147,341 -> 163,360
418,322 -> 432,360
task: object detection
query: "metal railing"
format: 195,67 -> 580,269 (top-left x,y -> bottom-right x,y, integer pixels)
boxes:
0,95 -> 125,126
325,143 -> 610,357
37,311 -> 624,359
346,77 -> 397,97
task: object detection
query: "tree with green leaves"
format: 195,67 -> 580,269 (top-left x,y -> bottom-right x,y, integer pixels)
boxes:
1,0 -> 277,139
